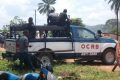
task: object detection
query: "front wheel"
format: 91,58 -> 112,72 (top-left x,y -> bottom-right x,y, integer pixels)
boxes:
102,49 -> 115,65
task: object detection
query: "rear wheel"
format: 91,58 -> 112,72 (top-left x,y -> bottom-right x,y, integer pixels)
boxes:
102,49 -> 115,65
37,52 -> 53,67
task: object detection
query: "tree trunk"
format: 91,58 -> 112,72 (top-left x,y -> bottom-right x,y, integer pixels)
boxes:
116,11 -> 119,40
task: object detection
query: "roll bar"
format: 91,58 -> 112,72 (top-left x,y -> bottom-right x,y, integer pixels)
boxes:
10,24 -> 65,31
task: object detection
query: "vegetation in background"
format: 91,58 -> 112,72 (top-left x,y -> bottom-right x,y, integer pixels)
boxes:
1,16 -> 26,33
71,18 -> 85,27
106,0 -> 120,39
107,0 -> 120,14
10,16 -> 26,26
2,25 -> 9,33
38,0 -> 56,15
103,19 -> 120,35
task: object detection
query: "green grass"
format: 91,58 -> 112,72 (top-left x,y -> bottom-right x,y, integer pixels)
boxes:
0,51 -> 120,80
54,63 -> 120,80
0,59 -> 120,80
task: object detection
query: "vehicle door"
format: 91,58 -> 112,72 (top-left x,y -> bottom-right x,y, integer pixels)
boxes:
73,27 -> 101,56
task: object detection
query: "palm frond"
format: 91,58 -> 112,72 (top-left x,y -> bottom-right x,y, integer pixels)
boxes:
115,1 -> 120,13
38,3 -> 44,10
39,4 -> 48,14
42,0 -> 48,4
42,0 -> 56,4
111,2 -> 115,10
38,3 -> 44,5
38,0 -> 56,15
49,0 -> 56,4
108,0 -> 113,4
39,7 -> 46,14
107,0 -> 120,12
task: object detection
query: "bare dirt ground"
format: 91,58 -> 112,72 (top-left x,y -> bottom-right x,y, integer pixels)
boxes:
65,59 -> 120,72
96,64 -> 120,72
0,48 -> 5,52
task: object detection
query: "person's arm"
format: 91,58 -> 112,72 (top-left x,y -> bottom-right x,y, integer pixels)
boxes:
65,14 -> 69,21
47,16 -> 50,24
24,38 -> 29,48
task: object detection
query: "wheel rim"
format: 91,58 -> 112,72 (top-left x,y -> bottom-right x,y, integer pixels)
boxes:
105,52 -> 114,63
41,56 -> 51,66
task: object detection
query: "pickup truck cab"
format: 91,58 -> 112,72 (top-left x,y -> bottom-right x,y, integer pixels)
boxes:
3,25 -> 117,65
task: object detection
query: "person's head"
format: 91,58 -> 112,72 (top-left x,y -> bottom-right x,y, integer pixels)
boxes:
28,17 -> 33,24
63,9 -> 67,13
0,72 -> 8,80
23,30 -> 29,37
97,30 -> 102,34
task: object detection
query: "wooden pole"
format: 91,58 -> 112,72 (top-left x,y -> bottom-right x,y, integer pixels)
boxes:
35,10 -> 36,25
117,11 -> 119,40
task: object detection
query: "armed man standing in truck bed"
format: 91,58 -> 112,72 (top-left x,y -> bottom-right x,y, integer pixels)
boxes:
27,17 -> 36,39
59,9 -> 71,37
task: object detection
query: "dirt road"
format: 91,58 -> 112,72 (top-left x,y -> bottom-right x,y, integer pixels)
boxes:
65,59 -> 120,72
0,48 -> 5,52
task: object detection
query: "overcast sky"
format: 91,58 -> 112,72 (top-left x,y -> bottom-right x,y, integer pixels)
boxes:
0,0 -> 116,28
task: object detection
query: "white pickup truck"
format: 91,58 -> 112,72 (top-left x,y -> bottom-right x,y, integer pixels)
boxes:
3,25 -> 117,65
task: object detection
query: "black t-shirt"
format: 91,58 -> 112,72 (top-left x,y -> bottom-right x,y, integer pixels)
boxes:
59,12 -> 68,22
47,13 -> 59,25
27,23 -> 36,39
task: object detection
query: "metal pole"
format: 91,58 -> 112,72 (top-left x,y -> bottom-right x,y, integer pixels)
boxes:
35,10 -> 36,25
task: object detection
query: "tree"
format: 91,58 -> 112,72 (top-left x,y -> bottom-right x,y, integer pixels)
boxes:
1,16 -> 26,33
2,25 -> 9,33
104,19 -> 120,34
10,16 -> 26,26
107,0 -> 120,39
38,0 -> 56,15
71,18 -> 85,27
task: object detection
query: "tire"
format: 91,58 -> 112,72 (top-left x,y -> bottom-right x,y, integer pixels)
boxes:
37,52 -> 53,67
102,49 -> 115,65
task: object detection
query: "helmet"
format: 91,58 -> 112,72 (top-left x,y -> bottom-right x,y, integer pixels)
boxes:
97,30 -> 102,34
28,17 -> 33,23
